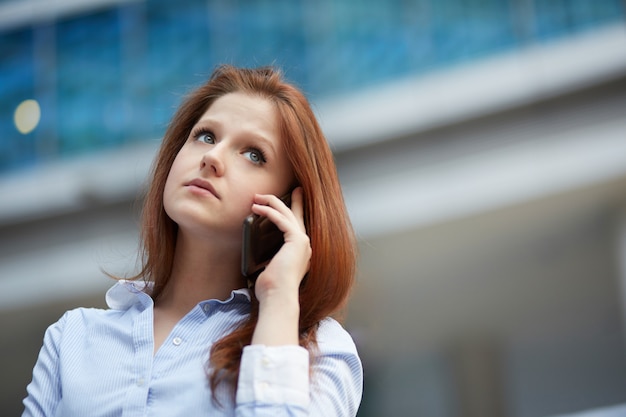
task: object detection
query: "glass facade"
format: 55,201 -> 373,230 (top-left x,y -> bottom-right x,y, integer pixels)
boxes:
0,0 -> 624,173
56,9 -> 125,154
1,28 -> 36,170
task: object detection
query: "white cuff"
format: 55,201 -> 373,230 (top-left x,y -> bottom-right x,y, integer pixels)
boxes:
236,344 -> 310,408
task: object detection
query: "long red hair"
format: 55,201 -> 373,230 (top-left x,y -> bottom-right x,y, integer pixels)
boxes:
136,65 -> 357,400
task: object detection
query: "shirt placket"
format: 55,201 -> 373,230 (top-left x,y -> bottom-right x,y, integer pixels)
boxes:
122,305 -> 154,417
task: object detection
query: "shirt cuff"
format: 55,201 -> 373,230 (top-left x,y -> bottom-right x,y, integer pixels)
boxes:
236,344 -> 310,408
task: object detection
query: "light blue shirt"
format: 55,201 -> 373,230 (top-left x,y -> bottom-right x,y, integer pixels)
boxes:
22,281 -> 363,416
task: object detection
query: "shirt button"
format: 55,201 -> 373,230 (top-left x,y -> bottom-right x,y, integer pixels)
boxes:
172,337 -> 182,346
136,378 -> 145,387
203,304 -> 211,313
262,356 -> 272,367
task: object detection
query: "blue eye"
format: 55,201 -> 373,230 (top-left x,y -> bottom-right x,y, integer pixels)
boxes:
195,130 -> 215,144
244,148 -> 266,165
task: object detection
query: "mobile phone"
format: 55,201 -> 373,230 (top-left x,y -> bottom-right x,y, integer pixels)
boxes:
241,193 -> 292,278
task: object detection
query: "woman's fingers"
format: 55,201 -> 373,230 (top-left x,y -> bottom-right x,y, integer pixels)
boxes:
251,188 -> 305,236
249,188 -> 311,299
288,187 -> 306,230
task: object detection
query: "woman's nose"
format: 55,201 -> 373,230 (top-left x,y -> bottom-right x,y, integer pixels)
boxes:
200,145 -> 225,176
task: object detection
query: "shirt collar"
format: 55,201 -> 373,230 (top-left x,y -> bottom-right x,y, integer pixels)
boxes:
105,280 -> 152,310
105,280 -> 251,311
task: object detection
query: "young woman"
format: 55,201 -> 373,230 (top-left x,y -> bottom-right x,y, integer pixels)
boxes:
22,65 -> 362,416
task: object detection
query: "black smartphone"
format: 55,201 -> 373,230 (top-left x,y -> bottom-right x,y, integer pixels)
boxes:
241,193 -> 292,278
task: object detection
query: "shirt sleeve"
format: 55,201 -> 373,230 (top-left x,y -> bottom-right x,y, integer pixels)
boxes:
235,319 -> 363,417
236,345 -> 309,415
308,319 -> 363,417
22,313 -> 66,417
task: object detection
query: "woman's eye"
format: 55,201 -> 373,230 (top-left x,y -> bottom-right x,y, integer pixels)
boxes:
244,149 -> 266,165
196,132 -> 215,144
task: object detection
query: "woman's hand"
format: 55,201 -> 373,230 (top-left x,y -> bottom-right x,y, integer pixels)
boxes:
249,187 -> 311,346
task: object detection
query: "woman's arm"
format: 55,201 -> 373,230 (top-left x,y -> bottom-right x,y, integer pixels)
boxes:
22,313 -> 66,417
236,189 -> 362,416
249,187 -> 310,347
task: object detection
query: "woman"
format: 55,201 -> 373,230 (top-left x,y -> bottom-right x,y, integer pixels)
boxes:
22,65 -> 362,416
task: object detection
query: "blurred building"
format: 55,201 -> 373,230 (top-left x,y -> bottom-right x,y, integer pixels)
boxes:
1,0 -> 626,416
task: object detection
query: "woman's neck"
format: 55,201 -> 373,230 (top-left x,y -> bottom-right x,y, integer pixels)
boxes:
156,230 -> 244,313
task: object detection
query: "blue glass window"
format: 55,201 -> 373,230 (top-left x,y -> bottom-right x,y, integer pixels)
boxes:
0,28 -> 36,171
56,9 -> 124,156
0,0 -> 625,173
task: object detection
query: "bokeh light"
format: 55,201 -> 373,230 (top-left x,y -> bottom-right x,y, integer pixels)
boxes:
13,99 -> 41,135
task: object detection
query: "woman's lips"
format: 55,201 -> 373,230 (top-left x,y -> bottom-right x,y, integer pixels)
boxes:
186,178 -> 219,198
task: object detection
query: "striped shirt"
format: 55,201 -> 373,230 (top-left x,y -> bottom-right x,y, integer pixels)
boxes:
22,281 -> 362,416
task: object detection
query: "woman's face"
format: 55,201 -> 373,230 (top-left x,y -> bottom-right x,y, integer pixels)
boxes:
163,92 -> 295,244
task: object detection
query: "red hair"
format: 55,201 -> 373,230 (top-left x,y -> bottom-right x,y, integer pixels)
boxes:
136,65 -> 357,400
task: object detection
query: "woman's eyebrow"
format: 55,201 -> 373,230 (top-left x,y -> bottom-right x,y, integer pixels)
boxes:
249,133 -> 277,154
193,117 -> 221,130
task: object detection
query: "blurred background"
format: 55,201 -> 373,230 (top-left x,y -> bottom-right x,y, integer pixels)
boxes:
1,0 -> 626,416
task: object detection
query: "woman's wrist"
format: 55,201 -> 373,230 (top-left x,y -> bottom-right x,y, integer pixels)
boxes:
252,289 -> 300,346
